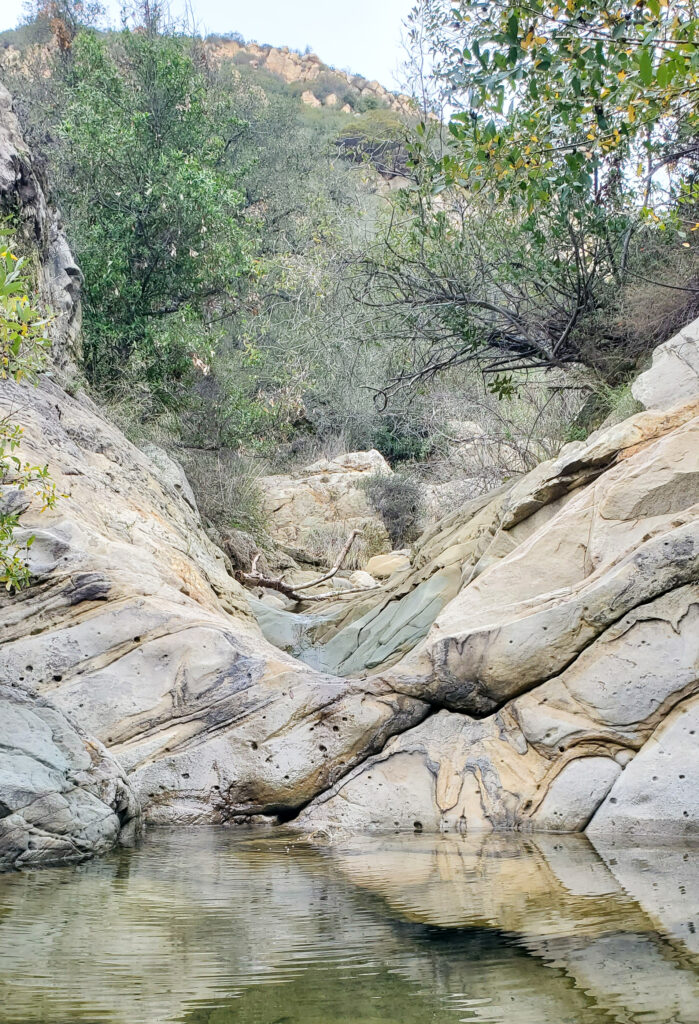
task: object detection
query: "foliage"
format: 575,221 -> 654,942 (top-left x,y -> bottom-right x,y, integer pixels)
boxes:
416,0 -> 699,215
340,0 -> 699,398
0,238 -> 58,591
21,0 -> 105,49
361,472 -> 423,547
179,448 -> 267,536
55,28 -> 251,389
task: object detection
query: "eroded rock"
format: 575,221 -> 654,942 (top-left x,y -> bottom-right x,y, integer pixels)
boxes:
0,684 -> 139,870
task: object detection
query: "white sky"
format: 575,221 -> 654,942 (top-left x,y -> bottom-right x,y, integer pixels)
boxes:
0,0 -> 416,88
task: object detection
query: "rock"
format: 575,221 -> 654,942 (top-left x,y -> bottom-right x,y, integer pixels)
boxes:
260,449 -> 391,552
301,89 -> 321,108
348,570 -> 377,589
324,92 -> 338,106
382,406 -> 699,714
365,551 -> 411,578
0,684 -> 140,871
0,83 -> 82,373
140,442 -> 198,512
632,314 -> 699,410
587,697 -> 699,838
298,580 -> 699,836
0,376 -> 427,832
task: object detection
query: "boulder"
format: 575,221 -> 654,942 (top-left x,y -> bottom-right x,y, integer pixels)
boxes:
632,314 -> 699,410
300,89 -> 321,108
259,449 -> 391,553
365,551 -> 410,578
0,684 -> 140,870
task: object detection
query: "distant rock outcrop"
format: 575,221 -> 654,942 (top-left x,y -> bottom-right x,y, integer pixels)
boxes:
208,39 -> 414,115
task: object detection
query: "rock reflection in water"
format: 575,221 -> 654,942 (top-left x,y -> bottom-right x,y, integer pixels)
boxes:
0,828 -> 696,1024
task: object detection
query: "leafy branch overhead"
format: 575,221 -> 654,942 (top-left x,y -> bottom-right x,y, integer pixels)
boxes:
422,0 -> 699,212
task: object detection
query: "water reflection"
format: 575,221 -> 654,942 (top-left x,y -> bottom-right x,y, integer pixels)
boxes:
0,828 -> 696,1024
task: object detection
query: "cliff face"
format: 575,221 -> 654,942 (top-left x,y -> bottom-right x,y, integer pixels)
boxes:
0,82 -> 697,870
0,83 -> 81,374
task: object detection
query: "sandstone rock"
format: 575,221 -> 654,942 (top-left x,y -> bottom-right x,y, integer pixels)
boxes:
140,442 -> 198,512
348,570 -> 377,589
382,407 -> 699,714
300,89 -> 321,108
260,449 -> 391,552
0,684 -> 139,870
632,314 -> 699,410
0,377 -> 427,830
587,697 -> 699,838
298,582 -> 699,835
365,551 -> 410,578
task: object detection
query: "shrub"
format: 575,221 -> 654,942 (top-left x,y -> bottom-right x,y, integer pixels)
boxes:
361,473 -> 423,548
179,449 -> 267,538
0,236 -> 58,591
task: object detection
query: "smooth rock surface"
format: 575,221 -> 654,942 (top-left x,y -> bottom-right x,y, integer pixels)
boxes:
0,684 -> 139,870
633,314 -> 699,410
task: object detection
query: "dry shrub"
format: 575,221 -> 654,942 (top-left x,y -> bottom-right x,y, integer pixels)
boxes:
304,521 -> 387,570
178,449 -> 267,538
361,473 -> 423,548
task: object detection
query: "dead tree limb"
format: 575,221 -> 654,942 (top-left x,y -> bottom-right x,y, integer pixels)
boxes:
235,530 -> 373,603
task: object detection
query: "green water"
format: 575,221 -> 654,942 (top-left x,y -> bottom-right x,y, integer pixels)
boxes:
0,828 -> 697,1024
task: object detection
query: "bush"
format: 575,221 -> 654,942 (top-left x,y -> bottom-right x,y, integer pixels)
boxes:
0,236 -> 58,591
361,473 -> 423,548
179,449 -> 267,538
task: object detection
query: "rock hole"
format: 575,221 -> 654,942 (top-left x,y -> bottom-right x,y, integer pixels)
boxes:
182,773 -> 190,779
133,636 -> 141,643
413,821 -> 423,833
52,674 -> 62,682
25,665 -> 33,672
318,744 -> 327,752
251,741 -> 258,750
332,725 -> 339,732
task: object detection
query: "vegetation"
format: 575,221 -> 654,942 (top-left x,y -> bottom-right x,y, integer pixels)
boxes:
0,237 -> 57,590
361,472 -> 423,547
3,0 -> 699,561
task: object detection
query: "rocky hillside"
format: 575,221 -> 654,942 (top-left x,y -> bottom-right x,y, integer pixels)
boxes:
0,81 -> 698,870
206,38 -> 413,115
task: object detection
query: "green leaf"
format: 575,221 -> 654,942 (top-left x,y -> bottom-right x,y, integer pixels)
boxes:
639,49 -> 653,87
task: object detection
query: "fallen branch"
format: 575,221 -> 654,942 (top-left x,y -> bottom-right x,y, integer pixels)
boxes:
235,530 -> 368,603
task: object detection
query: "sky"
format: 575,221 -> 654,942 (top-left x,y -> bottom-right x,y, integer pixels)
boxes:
0,0 -> 416,89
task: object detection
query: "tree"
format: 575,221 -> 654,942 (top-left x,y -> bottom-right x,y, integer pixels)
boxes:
22,0 -> 105,49
351,0 -> 699,396
57,28 -> 251,389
